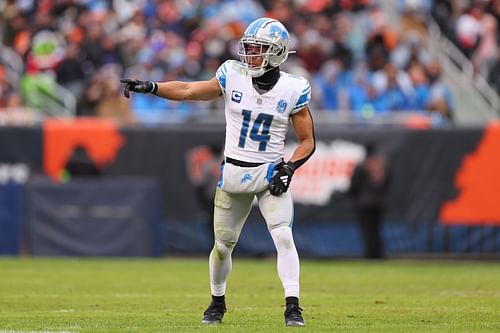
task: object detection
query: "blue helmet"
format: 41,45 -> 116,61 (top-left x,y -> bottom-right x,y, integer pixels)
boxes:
238,18 -> 292,77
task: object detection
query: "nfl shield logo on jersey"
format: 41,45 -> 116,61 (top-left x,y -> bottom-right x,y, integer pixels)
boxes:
276,99 -> 287,113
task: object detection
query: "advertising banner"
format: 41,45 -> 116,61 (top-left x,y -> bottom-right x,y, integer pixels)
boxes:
104,125 -> 486,225
25,177 -> 161,256
2,121 -> 500,256
0,122 -> 498,227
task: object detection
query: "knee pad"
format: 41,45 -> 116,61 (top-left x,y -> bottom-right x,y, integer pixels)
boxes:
270,226 -> 295,250
213,240 -> 235,260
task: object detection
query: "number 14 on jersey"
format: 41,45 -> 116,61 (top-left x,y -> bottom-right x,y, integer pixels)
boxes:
238,110 -> 274,152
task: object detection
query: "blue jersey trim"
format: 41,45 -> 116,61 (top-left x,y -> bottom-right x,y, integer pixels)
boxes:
294,91 -> 311,110
216,62 -> 228,93
301,85 -> 311,94
293,79 -> 311,110
266,163 -> 275,183
218,75 -> 226,91
217,164 -> 224,188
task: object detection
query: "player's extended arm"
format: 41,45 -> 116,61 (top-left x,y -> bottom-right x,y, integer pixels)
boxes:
120,77 -> 222,101
156,77 -> 222,101
269,106 -> 316,196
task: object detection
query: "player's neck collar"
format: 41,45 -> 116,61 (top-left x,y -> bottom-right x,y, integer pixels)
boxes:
252,66 -> 280,92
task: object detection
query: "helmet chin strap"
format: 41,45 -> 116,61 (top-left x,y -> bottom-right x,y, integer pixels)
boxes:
252,66 -> 280,92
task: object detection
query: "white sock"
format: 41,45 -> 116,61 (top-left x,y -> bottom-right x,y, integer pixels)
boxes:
209,240 -> 235,296
270,226 -> 300,298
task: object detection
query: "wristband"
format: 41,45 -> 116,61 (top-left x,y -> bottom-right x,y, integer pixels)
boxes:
284,161 -> 296,172
150,82 -> 158,95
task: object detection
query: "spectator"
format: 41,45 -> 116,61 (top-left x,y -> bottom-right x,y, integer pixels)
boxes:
425,60 -> 454,119
314,60 -> 345,111
78,74 -> 104,117
364,5 -> 398,72
94,67 -> 135,125
347,65 -> 379,115
349,143 -> 391,259
297,29 -> 329,73
187,144 -> 223,243
0,65 -> 12,108
455,2 -> 485,59
81,24 -> 105,68
471,12 -> 498,77
397,0 -> 431,39
390,32 -> 430,70
408,62 -> 431,111
431,0 -> 454,38
372,63 -> 414,111
56,43 -> 87,101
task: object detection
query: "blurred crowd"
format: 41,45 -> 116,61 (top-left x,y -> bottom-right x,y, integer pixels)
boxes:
0,0 -> 497,125
433,0 -> 500,94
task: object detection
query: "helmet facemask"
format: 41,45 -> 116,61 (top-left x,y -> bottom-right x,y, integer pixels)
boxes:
238,39 -> 286,77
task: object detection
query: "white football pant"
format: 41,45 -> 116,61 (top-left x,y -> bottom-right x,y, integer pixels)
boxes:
209,188 -> 300,299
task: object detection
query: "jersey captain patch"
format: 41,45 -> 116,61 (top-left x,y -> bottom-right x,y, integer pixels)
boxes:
231,90 -> 243,103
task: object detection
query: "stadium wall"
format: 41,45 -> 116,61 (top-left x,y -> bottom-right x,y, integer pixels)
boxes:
0,119 -> 499,257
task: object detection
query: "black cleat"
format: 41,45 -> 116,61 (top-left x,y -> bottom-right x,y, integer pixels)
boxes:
284,303 -> 305,327
202,302 -> 226,324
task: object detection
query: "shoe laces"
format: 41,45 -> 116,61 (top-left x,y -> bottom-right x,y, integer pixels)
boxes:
285,304 -> 303,319
204,303 -> 226,316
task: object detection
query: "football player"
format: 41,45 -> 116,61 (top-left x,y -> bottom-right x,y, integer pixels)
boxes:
121,18 -> 315,327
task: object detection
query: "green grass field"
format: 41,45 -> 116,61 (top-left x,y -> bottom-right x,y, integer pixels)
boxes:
0,258 -> 499,333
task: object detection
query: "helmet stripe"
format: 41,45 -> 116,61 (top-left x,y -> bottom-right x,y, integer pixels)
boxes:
245,18 -> 274,37
259,18 -> 276,29
245,18 -> 266,37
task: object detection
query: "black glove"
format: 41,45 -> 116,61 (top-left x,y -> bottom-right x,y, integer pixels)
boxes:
120,78 -> 157,98
269,161 -> 296,196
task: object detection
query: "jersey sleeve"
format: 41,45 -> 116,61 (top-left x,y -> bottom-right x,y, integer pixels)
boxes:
292,78 -> 311,113
215,60 -> 231,96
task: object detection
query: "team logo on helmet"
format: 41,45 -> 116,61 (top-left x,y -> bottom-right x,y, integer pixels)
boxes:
269,25 -> 289,41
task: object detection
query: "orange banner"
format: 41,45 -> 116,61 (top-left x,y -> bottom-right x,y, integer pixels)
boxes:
440,121 -> 500,225
43,118 -> 124,181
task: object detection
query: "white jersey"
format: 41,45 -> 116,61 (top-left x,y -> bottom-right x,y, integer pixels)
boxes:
216,60 -> 311,163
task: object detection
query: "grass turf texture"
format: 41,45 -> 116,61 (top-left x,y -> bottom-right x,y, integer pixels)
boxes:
0,258 -> 499,332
